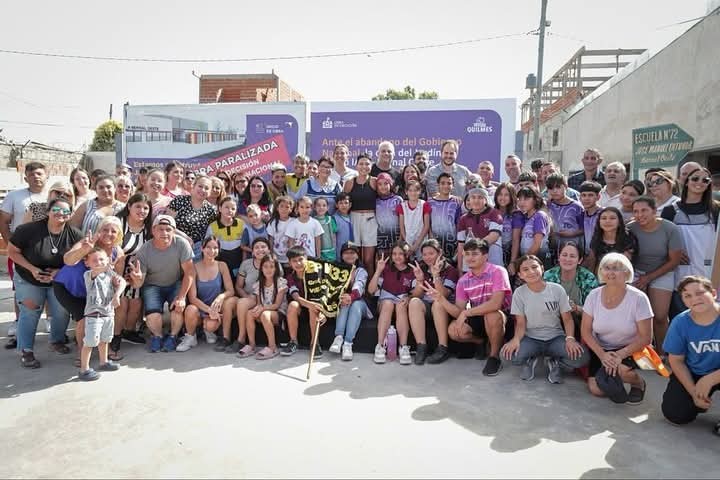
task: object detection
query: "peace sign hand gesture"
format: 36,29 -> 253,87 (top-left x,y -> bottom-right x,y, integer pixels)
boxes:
410,261 -> 424,282
129,260 -> 143,285
430,256 -> 443,278
81,230 -> 98,252
376,252 -> 388,272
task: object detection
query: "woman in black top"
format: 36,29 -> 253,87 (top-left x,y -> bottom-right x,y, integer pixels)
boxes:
344,153 -> 378,277
8,197 -> 83,368
585,207 -> 637,274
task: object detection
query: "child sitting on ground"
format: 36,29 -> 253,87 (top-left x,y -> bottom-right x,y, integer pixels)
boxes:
79,247 -> 126,381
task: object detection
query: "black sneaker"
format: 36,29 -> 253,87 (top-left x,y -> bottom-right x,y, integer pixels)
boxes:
414,343 -> 428,365
122,330 -> 146,345
482,356 -> 503,376
281,341 -> 298,356
5,338 -> 17,350
313,343 -> 323,359
224,340 -> 244,354
213,337 -> 230,352
626,380 -> 646,405
427,345 -> 450,364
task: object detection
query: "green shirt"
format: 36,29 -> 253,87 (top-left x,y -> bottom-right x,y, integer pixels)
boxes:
543,266 -> 598,306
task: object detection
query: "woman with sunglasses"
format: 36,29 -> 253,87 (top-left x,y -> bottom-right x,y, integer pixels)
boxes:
23,181 -> 75,223
238,176 -> 272,223
115,175 -> 135,204
647,170 -> 680,215
8,197 -> 83,368
182,170 -> 196,194
230,172 -> 249,204
661,167 -> 719,309
216,171 -> 232,194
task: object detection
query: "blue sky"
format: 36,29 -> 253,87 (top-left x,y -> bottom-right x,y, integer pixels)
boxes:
0,0 -> 710,150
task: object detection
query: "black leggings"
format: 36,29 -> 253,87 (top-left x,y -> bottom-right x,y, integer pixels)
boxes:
661,373 -> 719,425
52,282 -> 86,322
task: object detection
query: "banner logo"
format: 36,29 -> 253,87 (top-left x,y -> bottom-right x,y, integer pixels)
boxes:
467,116 -> 493,133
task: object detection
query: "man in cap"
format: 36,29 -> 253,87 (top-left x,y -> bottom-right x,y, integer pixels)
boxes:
267,163 -> 289,201
129,214 -> 194,353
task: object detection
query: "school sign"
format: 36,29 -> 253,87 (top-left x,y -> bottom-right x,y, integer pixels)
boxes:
632,123 -> 694,179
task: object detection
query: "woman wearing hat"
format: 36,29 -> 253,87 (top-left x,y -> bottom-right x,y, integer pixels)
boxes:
328,242 -> 371,361
646,170 -> 680,215
581,253 -> 653,404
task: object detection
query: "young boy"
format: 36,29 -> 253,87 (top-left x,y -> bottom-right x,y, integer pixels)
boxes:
241,204 -> 269,259
333,192 -> 353,258
79,247 -> 126,381
286,154 -> 309,199
281,246 -> 327,358
501,255 -> 588,383
456,188 -> 503,271
579,181 -> 603,254
545,173 -> 584,251
428,173 -> 463,261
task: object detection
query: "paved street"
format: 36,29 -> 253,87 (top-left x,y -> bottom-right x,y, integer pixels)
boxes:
0,272 -> 717,479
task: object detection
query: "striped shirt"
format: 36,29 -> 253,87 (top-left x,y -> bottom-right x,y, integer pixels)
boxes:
455,262 -> 512,311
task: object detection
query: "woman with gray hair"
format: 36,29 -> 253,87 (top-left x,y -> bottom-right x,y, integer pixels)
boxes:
581,252 -> 653,404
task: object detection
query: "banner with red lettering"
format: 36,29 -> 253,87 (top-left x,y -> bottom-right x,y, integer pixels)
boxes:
194,134 -> 289,177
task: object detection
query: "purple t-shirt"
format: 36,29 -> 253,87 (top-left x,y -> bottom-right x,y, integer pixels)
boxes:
376,195 -> 402,251
428,197 -> 462,259
519,210 -> 550,257
583,208 -> 603,253
502,210 -> 525,252
548,199 -> 584,247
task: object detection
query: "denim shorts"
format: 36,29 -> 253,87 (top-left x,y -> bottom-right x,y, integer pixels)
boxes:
142,282 -> 181,315
84,315 -> 114,347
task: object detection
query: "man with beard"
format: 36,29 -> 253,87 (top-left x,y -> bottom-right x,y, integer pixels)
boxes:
425,140 -> 472,198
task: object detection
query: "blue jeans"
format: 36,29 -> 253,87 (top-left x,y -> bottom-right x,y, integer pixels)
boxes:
142,282 -> 181,315
14,274 -> 70,352
335,299 -> 370,344
512,334 -> 589,369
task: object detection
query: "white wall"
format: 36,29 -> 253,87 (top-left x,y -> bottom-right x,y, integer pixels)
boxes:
560,12 -> 720,173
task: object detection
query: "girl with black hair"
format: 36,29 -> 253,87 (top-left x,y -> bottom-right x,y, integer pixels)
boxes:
245,254 -> 288,360
585,207 -> 637,274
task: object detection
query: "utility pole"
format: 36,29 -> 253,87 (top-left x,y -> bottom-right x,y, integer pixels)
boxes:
532,0 -> 548,154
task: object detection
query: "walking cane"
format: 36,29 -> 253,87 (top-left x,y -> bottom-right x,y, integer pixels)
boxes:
306,313 -> 325,381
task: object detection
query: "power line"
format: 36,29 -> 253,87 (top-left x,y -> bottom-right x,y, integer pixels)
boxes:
0,90 -> 80,109
0,119 -> 95,129
0,32 -> 532,63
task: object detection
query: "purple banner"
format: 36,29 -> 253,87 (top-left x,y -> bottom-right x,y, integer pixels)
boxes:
310,109 -> 503,174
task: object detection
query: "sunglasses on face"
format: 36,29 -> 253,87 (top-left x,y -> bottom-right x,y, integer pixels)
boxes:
647,178 -> 667,187
250,184 -> 263,189
50,206 -> 71,215
689,176 -> 711,184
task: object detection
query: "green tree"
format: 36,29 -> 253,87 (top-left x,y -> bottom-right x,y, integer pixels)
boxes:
90,120 -> 123,151
372,85 -> 438,100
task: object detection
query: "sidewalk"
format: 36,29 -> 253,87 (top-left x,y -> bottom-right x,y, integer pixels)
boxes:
0,273 -> 717,479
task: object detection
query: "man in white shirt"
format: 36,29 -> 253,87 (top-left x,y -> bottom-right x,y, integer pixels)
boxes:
0,162 -> 48,348
598,161 -> 627,209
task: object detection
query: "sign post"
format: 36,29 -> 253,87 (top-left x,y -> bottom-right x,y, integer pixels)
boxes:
631,123 -> 694,180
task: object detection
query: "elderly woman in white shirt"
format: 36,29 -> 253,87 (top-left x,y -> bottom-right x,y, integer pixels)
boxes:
581,252 -> 654,405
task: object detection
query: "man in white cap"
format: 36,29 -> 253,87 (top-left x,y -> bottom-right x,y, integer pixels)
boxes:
130,214 -> 194,354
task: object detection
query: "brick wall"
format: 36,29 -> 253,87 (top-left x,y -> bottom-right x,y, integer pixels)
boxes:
199,74 -> 303,104
521,88 -> 582,133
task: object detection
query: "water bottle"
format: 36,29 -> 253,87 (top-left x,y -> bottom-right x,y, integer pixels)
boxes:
385,325 -> 398,362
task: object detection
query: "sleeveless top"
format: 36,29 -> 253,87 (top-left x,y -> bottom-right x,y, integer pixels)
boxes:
349,178 -> 377,210
196,270 -> 223,305
664,202 -> 717,283
81,199 -> 124,235
400,200 -> 426,248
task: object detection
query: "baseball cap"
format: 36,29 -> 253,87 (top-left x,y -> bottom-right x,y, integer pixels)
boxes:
153,214 -> 176,228
340,242 -> 360,255
270,162 -> 287,173
468,187 -> 489,199
595,368 -> 629,403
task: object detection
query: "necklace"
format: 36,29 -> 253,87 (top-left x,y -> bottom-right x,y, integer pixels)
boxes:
48,226 -> 66,255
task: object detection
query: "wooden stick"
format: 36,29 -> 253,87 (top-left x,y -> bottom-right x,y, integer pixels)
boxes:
306,314 -> 324,381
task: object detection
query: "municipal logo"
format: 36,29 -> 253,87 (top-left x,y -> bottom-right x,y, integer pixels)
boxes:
467,116 -> 493,133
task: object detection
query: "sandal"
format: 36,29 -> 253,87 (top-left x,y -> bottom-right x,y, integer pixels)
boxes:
237,344 -> 256,358
108,350 -> 125,361
627,379 -> 647,405
255,346 -> 279,360
49,342 -> 71,355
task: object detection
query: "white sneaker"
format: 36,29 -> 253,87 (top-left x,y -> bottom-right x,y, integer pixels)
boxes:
7,322 -> 17,337
329,335 -> 343,354
399,345 -> 412,365
341,342 -> 353,361
176,334 -> 197,352
373,344 -> 386,364
204,330 -> 217,344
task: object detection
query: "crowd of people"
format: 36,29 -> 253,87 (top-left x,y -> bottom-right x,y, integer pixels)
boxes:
1,141 -> 718,435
